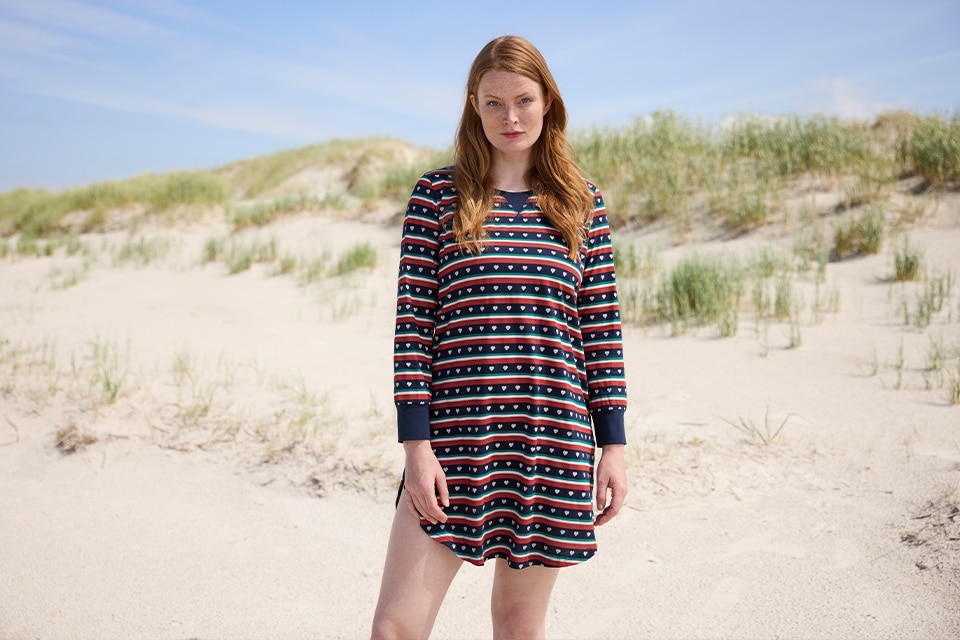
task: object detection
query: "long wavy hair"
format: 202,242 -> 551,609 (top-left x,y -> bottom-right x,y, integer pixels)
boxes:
453,35 -> 594,260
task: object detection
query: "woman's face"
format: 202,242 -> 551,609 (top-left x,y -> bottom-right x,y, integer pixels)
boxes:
470,70 -> 552,164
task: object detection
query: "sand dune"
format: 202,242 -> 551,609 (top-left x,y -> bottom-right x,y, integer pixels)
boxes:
1,186 -> 959,638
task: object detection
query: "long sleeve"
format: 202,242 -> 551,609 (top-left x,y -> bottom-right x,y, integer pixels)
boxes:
578,187 -> 628,446
393,172 -> 445,441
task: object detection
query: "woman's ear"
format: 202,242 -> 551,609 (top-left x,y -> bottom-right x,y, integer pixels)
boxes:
469,93 -> 478,114
543,93 -> 553,115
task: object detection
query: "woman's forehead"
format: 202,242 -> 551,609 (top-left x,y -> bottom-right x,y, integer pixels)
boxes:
476,70 -> 542,96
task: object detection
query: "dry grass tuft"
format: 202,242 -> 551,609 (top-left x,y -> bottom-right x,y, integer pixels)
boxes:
55,421 -> 98,454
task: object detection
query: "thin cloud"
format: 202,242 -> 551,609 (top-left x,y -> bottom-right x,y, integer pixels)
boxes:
0,0 -> 170,40
808,78 -> 896,120
0,18 -> 89,56
0,1 -> 456,136
96,0 -> 232,31
570,82 -> 725,127
22,83 -> 333,139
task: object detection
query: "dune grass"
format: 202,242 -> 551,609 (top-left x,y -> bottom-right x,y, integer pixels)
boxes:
893,237 -> 924,281
722,403 -> 791,446
201,234 -> 376,284
360,147 -> 454,203
653,252 -> 745,337
832,207 -> 885,260
571,110 -> 958,234
949,364 -> 960,405
617,237 -> 840,340
896,111 -> 960,188
0,333 -> 383,471
231,194 -> 348,229
201,235 -> 279,274
217,137 -> 433,201
0,336 -> 59,399
0,172 -> 226,239
2,110 -> 955,248
112,235 -> 176,267
334,241 -> 377,276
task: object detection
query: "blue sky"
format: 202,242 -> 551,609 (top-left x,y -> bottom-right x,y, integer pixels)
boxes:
1,0 -> 958,192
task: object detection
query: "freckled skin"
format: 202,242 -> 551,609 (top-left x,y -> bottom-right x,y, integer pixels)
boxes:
470,70 -> 552,171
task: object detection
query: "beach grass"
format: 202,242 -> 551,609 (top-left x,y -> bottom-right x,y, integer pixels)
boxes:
893,237 -> 924,281
0,172 -> 227,238
2,110 -> 956,245
112,235 -> 175,267
334,241 -> 377,276
722,403 -> 791,446
832,207 -> 885,260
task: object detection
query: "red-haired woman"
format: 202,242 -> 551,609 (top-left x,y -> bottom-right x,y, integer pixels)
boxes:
372,35 -> 628,640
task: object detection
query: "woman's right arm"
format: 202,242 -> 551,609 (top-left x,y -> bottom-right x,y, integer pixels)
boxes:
393,172 -> 448,522
394,172 -> 444,438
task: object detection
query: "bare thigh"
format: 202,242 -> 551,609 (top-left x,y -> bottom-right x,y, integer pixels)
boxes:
370,489 -> 462,640
490,558 -> 560,640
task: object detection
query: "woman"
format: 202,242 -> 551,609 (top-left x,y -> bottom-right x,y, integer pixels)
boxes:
371,35 -> 628,640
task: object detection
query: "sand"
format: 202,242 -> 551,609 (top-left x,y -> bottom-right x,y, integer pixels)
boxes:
1,192 -> 959,639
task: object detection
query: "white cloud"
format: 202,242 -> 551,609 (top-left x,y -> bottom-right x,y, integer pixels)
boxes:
808,78 -> 896,120
0,18 -> 87,56
0,0 -> 168,40
19,83 -> 333,139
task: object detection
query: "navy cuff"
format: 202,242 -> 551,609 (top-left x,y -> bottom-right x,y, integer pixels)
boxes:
397,403 -> 431,442
591,408 -> 626,446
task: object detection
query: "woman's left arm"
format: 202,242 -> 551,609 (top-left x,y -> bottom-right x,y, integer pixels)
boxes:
577,186 -> 629,524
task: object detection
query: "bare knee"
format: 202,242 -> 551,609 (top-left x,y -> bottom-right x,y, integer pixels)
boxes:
491,600 -> 547,640
370,615 -> 419,640
369,616 -> 397,640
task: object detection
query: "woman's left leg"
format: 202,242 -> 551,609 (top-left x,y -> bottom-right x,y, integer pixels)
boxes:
490,558 -> 560,640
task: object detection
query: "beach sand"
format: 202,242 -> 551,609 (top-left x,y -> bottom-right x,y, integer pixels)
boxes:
1,191 -> 958,639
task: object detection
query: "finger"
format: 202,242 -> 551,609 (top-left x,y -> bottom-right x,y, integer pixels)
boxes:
595,476 -> 609,511
436,472 -> 450,508
403,490 -> 420,519
595,485 -> 626,526
419,492 -> 446,524
607,486 -> 625,518
595,507 -> 617,526
408,481 -> 446,524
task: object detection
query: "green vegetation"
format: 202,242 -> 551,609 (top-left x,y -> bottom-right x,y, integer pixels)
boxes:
949,363 -> 960,406
231,194 -> 346,229
832,207 -> 885,260
652,253 -> 745,337
722,403 -> 791,446
572,110 -> 958,234
2,110 -> 955,246
617,239 -> 842,340
334,241 -> 377,276
893,237 -> 924,281
574,111 -> 715,230
908,268 -> 954,329
895,111 -> 960,188
0,172 -> 226,239
112,235 -> 175,267
218,137 -> 444,202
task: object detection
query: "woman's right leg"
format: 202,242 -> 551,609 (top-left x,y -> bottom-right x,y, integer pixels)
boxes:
370,489 -> 463,640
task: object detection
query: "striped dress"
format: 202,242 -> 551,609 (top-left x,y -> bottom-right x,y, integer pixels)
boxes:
394,168 -> 627,569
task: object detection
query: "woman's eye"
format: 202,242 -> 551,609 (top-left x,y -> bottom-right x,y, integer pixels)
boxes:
487,100 -> 500,107
520,97 -> 533,104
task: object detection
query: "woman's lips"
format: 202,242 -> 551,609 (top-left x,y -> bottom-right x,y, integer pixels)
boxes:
501,131 -> 523,139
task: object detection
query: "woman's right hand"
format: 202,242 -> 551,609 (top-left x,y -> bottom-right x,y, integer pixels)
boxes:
402,440 -> 449,524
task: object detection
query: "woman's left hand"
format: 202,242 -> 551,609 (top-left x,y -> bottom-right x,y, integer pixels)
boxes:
594,444 -> 627,526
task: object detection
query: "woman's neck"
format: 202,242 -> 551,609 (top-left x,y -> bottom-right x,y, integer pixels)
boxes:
489,151 -> 532,192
